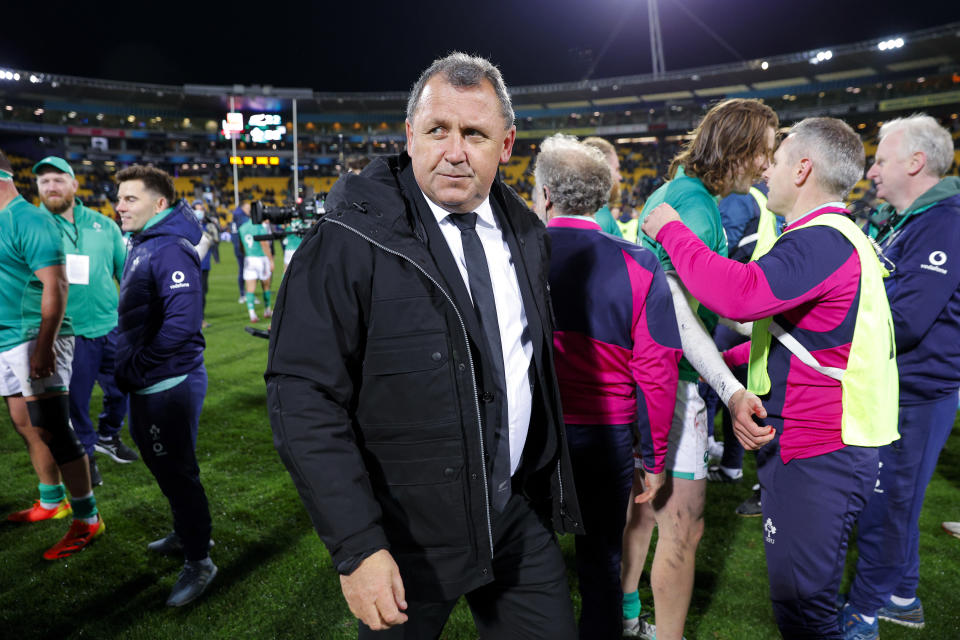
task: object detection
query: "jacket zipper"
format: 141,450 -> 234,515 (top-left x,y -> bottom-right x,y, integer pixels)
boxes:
326,218 -> 496,558
556,462 -> 564,516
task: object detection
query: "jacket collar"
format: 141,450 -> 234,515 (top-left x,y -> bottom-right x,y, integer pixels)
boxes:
132,200 -> 202,245
323,152 -> 549,372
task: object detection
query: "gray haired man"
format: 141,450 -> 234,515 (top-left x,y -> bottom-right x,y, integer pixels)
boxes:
842,114 -> 960,638
536,134 -> 682,639
267,53 -> 583,639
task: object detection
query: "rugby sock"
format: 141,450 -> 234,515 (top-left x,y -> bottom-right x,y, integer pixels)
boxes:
39,482 -> 66,509
622,589 -> 641,619
263,290 -> 272,309
245,292 -> 256,313
70,492 -> 99,524
890,595 -> 916,606
719,465 -> 743,479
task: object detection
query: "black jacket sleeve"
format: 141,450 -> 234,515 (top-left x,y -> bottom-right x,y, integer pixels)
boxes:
265,220 -> 388,572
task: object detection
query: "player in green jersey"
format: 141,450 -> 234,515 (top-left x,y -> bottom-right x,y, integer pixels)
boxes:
0,149 -> 104,559
34,157 -> 136,484
238,218 -> 274,322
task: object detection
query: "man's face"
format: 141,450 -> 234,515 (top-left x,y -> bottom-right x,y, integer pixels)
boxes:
728,126 -> 776,196
866,130 -> 912,212
762,135 -> 797,216
36,169 -> 78,215
405,76 -> 516,213
116,180 -> 165,232
607,151 -> 622,199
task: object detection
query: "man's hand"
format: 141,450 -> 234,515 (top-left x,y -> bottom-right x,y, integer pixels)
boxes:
641,203 -> 683,241
339,549 -> 408,631
633,469 -> 664,504
728,388 -> 774,450
29,344 -> 55,381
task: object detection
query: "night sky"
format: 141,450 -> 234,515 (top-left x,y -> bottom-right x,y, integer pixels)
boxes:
0,1 -> 949,92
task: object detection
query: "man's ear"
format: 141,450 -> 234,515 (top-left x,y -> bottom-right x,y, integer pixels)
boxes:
500,126 -> 517,164
907,150 -> 927,177
794,157 -> 813,187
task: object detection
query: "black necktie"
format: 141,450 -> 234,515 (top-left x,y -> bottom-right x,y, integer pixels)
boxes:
449,212 -> 511,511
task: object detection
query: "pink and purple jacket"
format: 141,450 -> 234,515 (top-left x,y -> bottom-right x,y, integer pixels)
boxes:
656,206 -> 862,463
547,217 -> 682,473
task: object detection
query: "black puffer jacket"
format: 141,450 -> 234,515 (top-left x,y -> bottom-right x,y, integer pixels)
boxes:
116,201 -> 204,392
266,153 -> 582,601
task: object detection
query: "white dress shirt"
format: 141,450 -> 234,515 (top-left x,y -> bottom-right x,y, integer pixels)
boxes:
421,192 -> 533,476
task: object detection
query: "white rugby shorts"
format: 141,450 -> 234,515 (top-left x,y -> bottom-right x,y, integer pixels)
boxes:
243,255 -> 272,281
662,380 -> 709,480
0,336 -> 74,397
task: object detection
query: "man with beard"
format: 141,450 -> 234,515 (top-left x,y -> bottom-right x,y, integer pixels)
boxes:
34,157 -> 135,488
0,149 -> 104,559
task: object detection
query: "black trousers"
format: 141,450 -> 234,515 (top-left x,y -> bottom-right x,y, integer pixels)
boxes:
129,366 -> 211,561
201,269 -> 210,316
359,493 -> 577,640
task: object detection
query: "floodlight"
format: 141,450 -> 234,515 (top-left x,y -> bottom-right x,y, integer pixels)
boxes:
878,37 -> 905,51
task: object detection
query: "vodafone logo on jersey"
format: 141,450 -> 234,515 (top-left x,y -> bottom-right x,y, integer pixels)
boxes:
920,250 -> 948,274
169,270 -> 191,290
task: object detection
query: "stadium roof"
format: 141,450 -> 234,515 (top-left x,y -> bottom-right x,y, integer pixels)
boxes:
2,22 -> 958,116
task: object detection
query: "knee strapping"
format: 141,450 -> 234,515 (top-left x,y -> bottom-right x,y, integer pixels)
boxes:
27,396 -> 84,465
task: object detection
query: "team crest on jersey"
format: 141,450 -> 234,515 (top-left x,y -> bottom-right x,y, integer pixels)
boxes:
920,250 -> 948,274
92,221 -> 102,230
169,270 -> 191,290
764,517 -> 777,544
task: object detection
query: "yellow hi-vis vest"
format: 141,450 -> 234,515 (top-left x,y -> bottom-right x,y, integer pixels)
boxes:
617,217 -> 639,243
746,212 -> 899,447
748,187 -> 779,261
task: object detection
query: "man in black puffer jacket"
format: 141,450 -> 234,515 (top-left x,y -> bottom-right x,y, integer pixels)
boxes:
115,165 -> 215,608
266,53 -> 583,639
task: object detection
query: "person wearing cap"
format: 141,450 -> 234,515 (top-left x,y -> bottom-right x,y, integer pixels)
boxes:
34,157 -> 136,483
0,148 -> 105,559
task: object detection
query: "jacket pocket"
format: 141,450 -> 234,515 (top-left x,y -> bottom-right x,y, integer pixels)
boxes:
358,332 -> 456,426
365,450 -> 470,552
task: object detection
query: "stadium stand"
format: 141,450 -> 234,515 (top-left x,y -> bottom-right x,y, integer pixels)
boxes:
1,23 -> 958,223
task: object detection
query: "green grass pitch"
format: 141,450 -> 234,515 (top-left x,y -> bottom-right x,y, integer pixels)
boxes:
1,246 -> 958,639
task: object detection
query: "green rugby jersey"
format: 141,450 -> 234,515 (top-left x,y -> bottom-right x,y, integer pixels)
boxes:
44,199 -> 126,338
638,166 -> 728,382
0,195 -> 72,351
239,220 -> 268,257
